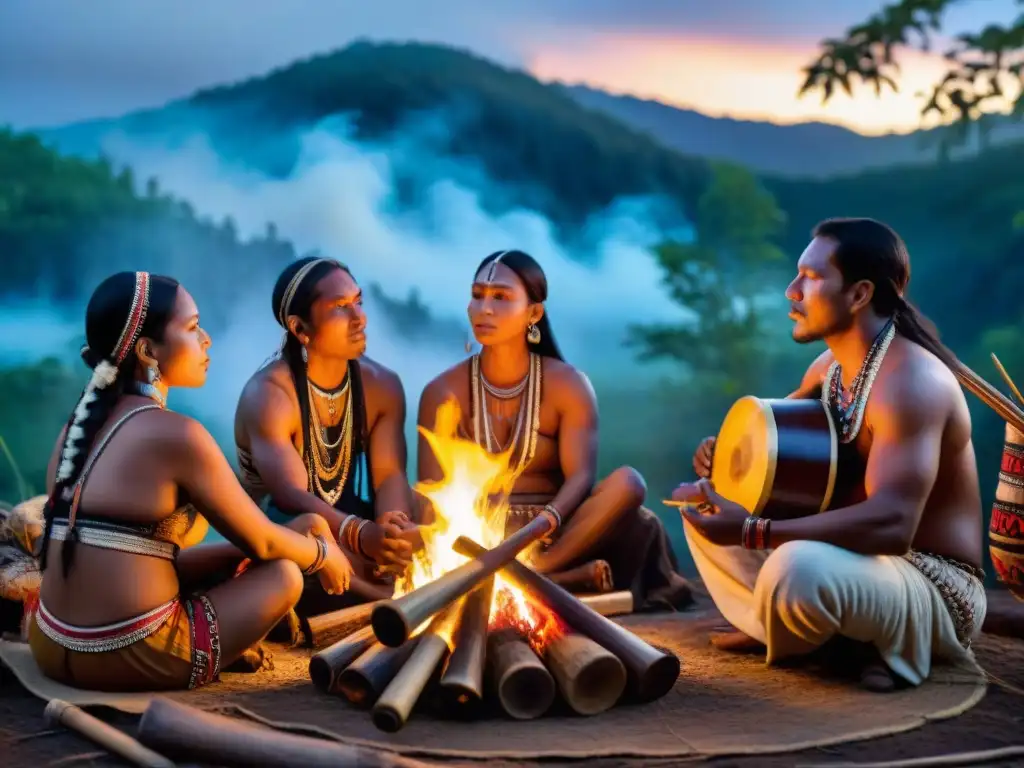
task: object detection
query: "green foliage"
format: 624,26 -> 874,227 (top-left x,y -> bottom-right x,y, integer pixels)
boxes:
0,128 -> 300,317
628,163 -> 788,391
0,359 -> 85,504
802,0 -> 1019,147
799,0 -> 1023,142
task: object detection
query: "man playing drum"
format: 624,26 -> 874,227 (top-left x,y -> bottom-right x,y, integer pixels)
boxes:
673,218 -> 987,692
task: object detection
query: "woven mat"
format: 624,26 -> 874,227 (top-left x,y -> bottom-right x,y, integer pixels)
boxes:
0,611 -> 988,760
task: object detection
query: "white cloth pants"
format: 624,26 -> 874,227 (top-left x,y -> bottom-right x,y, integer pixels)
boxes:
685,523 -> 987,685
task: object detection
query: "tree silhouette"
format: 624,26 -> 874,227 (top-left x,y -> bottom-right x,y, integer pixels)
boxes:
799,0 -> 1023,137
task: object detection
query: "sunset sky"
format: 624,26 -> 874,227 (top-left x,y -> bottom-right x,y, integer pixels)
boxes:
0,0 -> 1019,134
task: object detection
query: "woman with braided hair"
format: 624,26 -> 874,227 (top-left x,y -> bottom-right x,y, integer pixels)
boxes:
29,271 -> 353,692
234,256 -> 419,615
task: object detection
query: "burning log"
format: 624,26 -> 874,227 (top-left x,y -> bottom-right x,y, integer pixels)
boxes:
544,631 -> 627,715
137,698 -> 428,768
336,638 -> 422,707
372,513 -> 556,647
454,536 -> 680,702
308,625 -> 377,693
371,601 -> 463,732
438,577 -> 494,710
488,628 -> 556,720
579,590 -> 633,617
303,600 -> 383,648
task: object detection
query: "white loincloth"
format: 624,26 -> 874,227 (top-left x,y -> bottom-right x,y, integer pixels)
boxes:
685,522 -> 988,686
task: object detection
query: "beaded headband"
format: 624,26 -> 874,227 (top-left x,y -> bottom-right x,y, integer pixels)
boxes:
56,272 -> 151,490
112,272 -> 151,364
277,258 -> 329,328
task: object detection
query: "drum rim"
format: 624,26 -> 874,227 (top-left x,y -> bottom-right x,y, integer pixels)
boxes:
715,396 -> 839,516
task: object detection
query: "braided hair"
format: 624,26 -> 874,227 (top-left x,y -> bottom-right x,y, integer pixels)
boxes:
42,271 -> 181,576
271,257 -> 374,510
475,250 -> 565,361
813,217 -> 961,371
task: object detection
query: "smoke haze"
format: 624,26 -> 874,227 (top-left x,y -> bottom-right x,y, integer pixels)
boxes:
3,112 -> 695,448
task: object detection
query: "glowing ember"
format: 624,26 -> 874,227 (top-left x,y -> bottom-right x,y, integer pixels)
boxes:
488,584 -> 565,654
399,399 -> 552,643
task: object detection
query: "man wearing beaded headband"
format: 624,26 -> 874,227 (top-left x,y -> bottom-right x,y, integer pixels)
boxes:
674,218 -> 986,692
418,250 -> 692,609
235,256 -> 419,615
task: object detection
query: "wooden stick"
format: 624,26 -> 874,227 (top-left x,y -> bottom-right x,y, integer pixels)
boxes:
579,590 -> 634,617
44,699 -> 175,768
304,600 -> 382,648
371,603 -> 459,733
136,697 -> 427,767
544,631 -> 627,715
455,536 -> 680,702
954,360 -> 1024,435
308,624 -> 377,693
487,629 -> 555,720
371,513 -> 556,647
991,353 -> 1024,407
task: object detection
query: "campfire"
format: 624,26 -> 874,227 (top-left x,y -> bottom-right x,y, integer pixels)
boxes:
307,401 -> 680,731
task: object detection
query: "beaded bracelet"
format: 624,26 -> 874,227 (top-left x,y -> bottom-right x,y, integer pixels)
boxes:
303,533 -> 328,575
354,519 -> 370,558
542,504 -> 562,528
740,516 -> 771,550
338,515 -> 357,554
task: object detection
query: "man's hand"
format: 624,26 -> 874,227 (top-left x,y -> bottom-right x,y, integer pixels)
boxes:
360,517 -> 415,575
378,510 -> 426,553
672,479 -> 749,547
693,436 -> 716,479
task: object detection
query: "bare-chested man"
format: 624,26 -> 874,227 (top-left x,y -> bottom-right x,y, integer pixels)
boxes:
235,257 -> 418,615
672,217 -> 986,691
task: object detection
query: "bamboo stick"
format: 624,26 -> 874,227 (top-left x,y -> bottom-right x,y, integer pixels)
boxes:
44,700 -> 174,768
371,513 -> 556,647
308,625 -> 377,693
454,536 -> 680,702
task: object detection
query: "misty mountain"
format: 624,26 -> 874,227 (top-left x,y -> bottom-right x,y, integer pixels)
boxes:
562,84 -> 1024,178
35,41 -> 710,231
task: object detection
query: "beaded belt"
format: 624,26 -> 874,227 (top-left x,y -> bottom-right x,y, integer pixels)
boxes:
50,519 -> 177,561
35,598 -> 178,653
904,550 -> 984,650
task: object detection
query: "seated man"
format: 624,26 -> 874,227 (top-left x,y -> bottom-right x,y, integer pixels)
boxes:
235,257 -> 419,617
418,249 -> 692,610
674,218 -> 986,691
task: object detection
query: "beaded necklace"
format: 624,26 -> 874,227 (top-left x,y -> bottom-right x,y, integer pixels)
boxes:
821,317 -> 896,443
471,353 -> 542,478
305,370 -> 353,507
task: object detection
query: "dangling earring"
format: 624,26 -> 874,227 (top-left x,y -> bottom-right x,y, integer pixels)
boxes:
146,363 -> 161,385
301,346 -> 308,364
527,324 -> 541,344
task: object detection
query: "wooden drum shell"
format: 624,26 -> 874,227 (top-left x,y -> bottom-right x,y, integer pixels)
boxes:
711,396 -> 838,521
989,422 -> 1024,600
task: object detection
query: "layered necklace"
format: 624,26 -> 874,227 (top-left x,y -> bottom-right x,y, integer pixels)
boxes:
822,317 -> 896,443
306,370 -> 353,507
471,353 -> 542,478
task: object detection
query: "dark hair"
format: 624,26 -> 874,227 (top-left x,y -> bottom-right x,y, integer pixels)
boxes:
475,250 -> 564,361
813,217 -> 960,370
43,271 -> 181,576
271,256 -> 374,509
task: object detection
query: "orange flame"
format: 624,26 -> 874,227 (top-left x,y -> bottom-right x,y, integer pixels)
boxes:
400,399 -> 551,643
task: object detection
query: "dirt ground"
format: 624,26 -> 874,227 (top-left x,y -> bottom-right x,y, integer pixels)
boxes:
4,596 -> 1024,768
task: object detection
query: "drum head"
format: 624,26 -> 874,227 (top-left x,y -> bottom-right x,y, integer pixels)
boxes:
711,396 -> 776,516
